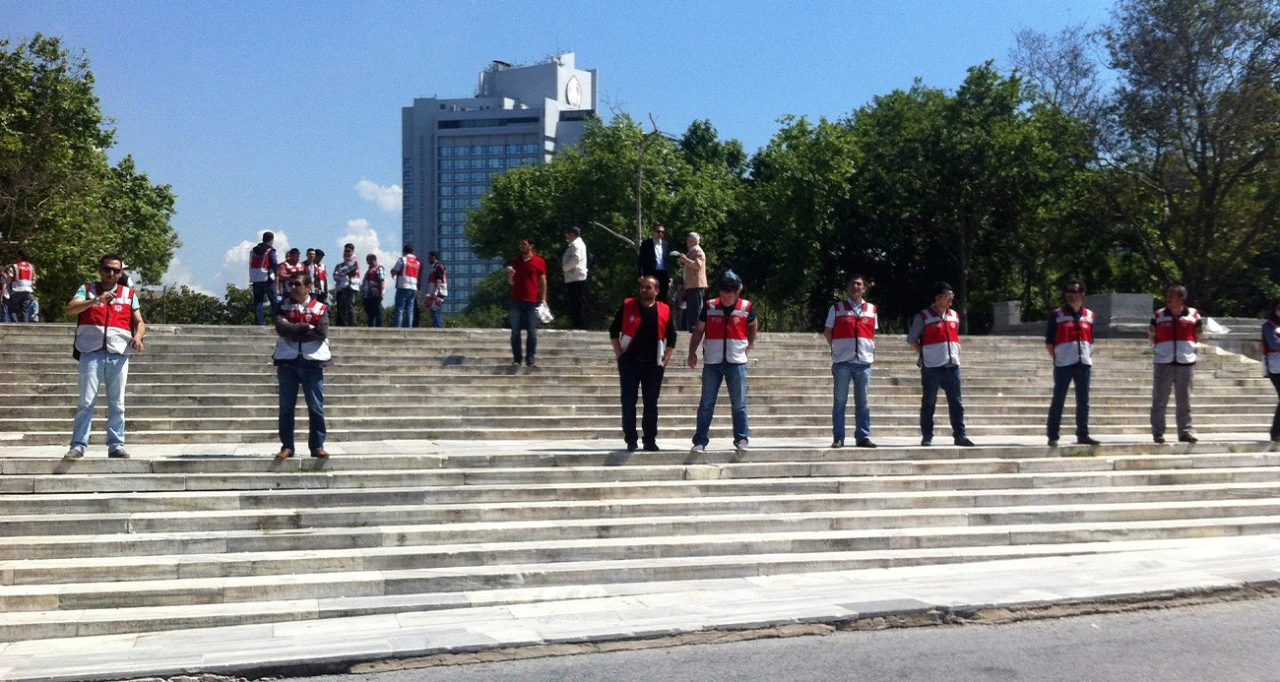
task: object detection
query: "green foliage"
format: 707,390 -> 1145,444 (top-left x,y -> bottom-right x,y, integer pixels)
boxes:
223,284 -> 257,325
141,286 -> 225,325
0,34 -> 178,321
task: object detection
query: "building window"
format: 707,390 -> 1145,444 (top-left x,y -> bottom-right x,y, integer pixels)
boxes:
438,159 -> 454,170
440,172 -> 454,182
522,143 -> 538,154
440,186 -> 453,196
487,158 -> 501,169
438,146 -> 453,156
439,199 -> 453,209
505,157 -> 521,168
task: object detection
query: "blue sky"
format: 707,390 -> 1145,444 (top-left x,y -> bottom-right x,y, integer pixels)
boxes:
3,0 -> 1113,296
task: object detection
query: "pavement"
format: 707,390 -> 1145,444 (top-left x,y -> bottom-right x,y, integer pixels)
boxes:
2,435 -> 1280,682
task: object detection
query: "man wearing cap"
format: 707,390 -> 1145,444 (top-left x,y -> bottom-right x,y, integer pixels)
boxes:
562,227 -> 589,329
610,276 -> 677,452
688,277 -> 757,454
1046,279 -> 1101,447
824,274 -> 878,448
1149,283 -> 1204,444
907,281 -> 974,447
637,225 -> 672,305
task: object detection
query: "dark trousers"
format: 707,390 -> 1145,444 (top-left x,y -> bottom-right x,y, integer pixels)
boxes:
921,365 -> 966,440
363,297 -> 383,327
335,289 -> 356,327
509,300 -> 539,363
313,291 -> 328,305
1270,375 -> 1280,440
252,282 -> 279,325
619,358 -> 665,448
654,272 -> 671,306
566,281 -> 587,329
1047,363 -> 1092,440
277,361 -> 326,454
683,287 -> 705,332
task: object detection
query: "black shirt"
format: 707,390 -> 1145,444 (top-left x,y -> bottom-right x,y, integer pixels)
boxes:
609,301 -> 678,364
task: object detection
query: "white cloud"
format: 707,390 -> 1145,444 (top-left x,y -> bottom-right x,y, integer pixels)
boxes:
219,229 -> 291,289
354,179 -> 403,213
160,256 -> 214,296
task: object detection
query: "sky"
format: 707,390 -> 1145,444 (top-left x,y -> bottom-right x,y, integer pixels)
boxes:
3,0 -> 1114,298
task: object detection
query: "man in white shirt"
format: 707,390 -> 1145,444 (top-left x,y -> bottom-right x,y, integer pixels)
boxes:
562,226 -> 589,329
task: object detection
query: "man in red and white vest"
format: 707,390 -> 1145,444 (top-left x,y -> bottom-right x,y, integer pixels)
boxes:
610,276 -> 678,452
273,270 -> 332,459
1149,283 -> 1204,443
276,248 -> 306,298
390,244 -> 421,328
63,253 -> 147,459
687,277 -> 757,454
823,274 -> 878,449
1044,279 -> 1101,447
6,250 -> 37,323
248,231 -> 279,326
907,281 -> 973,447
306,248 -> 329,305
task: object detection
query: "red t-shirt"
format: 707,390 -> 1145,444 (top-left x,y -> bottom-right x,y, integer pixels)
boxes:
511,254 -> 546,303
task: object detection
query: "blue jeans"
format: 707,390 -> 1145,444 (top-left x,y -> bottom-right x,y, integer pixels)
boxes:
252,282 -> 279,326
431,309 -> 445,328
833,361 -> 872,442
277,361 -> 326,453
920,365 -> 966,440
70,350 -> 130,451
1047,363 -> 1092,440
394,288 -> 416,328
693,362 -> 749,446
509,300 -> 539,363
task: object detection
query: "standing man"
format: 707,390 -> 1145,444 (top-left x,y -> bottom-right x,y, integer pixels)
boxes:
423,251 -> 448,329
331,243 -> 360,327
390,244 -> 421,328
824,274 -> 877,448
507,237 -> 547,367
610,276 -> 677,452
1046,279 -> 1101,447
562,226 -> 589,329
675,232 -> 707,332
361,253 -> 386,327
276,249 -> 306,299
64,254 -> 146,459
307,249 -> 329,304
1150,283 -> 1204,444
907,282 -> 974,447
688,277 -> 757,454
6,250 -> 37,323
273,271 -> 331,459
248,232 -> 279,325
637,225 -> 672,305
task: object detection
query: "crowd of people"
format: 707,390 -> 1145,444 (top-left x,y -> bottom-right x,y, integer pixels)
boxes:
12,233 -> 1280,459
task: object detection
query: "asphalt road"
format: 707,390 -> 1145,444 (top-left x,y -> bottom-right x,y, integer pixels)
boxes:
289,597 -> 1280,682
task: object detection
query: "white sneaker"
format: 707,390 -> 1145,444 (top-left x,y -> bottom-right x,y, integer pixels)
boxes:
690,444 -> 706,453
734,439 -> 750,453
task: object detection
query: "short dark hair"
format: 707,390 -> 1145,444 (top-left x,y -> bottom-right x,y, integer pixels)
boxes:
1166,283 -> 1187,299
289,270 -> 311,286
262,231 -> 274,242
343,242 -> 355,251
287,248 -> 300,256
567,226 -> 580,235
403,244 -> 415,255
719,277 -> 742,292
520,236 -> 535,246
16,250 -> 29,261
314,249 -> 325,259
428,251 -> 440,261
99,253 -> 124,268
933,281 -> 953,297
1065,278 -> 1087,294
848,274 -> 867,287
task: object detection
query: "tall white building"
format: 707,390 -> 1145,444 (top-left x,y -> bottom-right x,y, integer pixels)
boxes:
401,54 -> 598,315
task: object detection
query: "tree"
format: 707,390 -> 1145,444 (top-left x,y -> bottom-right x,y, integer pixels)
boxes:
141,286 -> 225,325
0,34 -> 178,319
1102,0 -> 1280,313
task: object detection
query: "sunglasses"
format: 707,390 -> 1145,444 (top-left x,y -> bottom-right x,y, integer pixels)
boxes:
287,281 -> 309,288
100,267 -> 122,274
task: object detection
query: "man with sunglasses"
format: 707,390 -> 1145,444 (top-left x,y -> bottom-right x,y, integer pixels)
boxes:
610,276 -> 677,452
273,271 -> 331,459
637,225 -> 672,305
1045,279 -> 1101,447
64,254 -> 146,459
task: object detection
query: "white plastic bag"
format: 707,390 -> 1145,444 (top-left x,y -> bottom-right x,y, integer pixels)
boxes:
536,302 -> 554,324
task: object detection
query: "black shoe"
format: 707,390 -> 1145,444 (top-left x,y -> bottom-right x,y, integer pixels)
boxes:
1178,434 -> 1198,443
526,359 -> 537,368
511,360 -> 522,366
856,439 -> 877,449
921,438 -> 932,447
1047,439 -> 1058,447
643,443 -> 660,452
954,437 -> 975,447
830,439 -> 844,449
1153,435 -> 1166,444
626,443 -> 638,453
1076,436 -> 1101,446
1271,435 -> 1280,444
107,447 -> 130,459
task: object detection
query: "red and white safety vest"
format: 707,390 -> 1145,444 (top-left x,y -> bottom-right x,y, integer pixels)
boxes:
1152,306 -> 1200,364
394,255 -> 421,290
249,246 -> 276,283
702,298 -> 752,365
917,306 -> 961,368
1263,320 -> 1280,376
361,265 -> 385,298
74,283 -> 137,355
276,261 -> 306,291
308,262 -> 328,294
829,299 -> 876,364
1051,306 -> 1095,367
333,258 -> 361,291
618,298 -> 671,364
273,298 -> 332,362
8,261 -> 34,293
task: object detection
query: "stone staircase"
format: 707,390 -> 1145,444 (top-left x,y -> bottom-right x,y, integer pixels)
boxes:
2,323 -> 1280,660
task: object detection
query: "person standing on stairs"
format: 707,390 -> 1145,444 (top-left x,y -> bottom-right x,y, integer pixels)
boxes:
610,276 -> 677,452
824,274 -> 878,449
273,270 -> 331,460
1045,279 -> 1102,447
688,277 -> 757,454
1262,299 -> 1280,443
908,281 -> 974,447
1150,283 -> 1203,444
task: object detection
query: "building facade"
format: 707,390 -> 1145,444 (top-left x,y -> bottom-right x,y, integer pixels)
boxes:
401,54 -> 598,315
